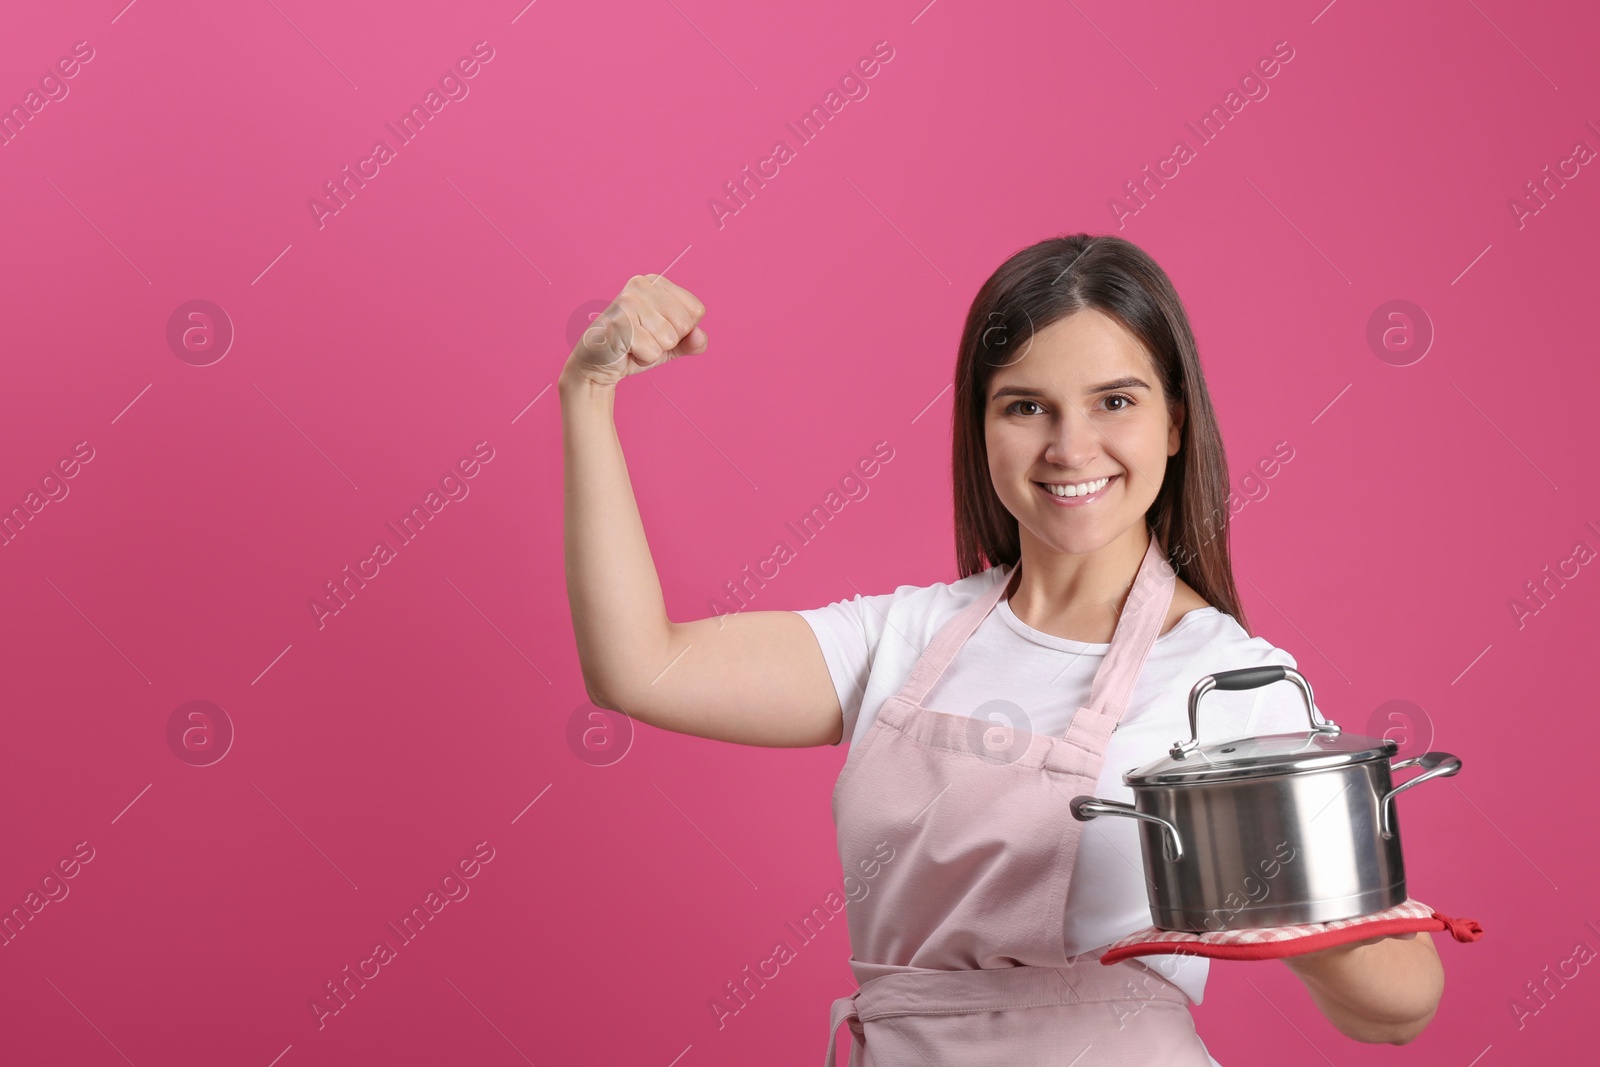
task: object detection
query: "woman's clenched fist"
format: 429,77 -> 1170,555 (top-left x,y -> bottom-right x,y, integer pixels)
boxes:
563,274 -> 708,389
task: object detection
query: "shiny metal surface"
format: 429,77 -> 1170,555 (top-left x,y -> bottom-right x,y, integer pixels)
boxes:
1071,666 -> 1466,932
1069,797 -> 1183,861
1131,731 -> 1398,786
1096,762 -> 1405,930
1380,751 -> 1462,838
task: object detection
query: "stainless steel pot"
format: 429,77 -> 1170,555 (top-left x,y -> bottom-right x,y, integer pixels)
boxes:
1070,666 -> 1461,932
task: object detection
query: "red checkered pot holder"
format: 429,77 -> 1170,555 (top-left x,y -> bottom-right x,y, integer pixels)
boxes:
1099,898 -> 1485,964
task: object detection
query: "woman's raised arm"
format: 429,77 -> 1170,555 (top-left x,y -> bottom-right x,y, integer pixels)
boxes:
560,275 -> 844,748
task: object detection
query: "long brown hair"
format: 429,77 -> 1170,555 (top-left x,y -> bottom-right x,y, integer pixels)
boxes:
951,233 -> 1253,632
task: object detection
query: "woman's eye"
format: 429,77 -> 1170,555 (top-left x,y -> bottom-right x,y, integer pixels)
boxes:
1006,395 -> 1133,416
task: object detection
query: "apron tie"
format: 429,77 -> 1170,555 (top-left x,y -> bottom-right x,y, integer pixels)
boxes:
823,959 -> 1195,1066
825,993 -> 864,1067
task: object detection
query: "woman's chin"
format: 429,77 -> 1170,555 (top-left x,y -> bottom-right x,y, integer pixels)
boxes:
1021,513 -> 1147,558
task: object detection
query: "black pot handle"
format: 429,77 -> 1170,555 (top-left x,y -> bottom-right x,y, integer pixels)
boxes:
1208,666 -> 1289,691
1170,666 -> 1342,760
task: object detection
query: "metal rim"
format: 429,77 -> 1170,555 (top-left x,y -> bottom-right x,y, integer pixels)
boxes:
1124,744 -> 1396,786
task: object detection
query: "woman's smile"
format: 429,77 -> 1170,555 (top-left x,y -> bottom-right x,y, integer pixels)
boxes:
1033,474 -> 1119,506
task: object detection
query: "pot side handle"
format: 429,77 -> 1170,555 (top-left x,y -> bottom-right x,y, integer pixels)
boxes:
1380,751 -> 1463,839
1069,796 -> 1185,862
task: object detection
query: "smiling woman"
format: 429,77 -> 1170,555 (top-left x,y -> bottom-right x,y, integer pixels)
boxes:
952,236 -> 1245,637
560,240 -> 1447,1066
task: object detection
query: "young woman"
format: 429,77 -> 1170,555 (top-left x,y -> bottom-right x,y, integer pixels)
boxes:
561,235 -> 1446,1065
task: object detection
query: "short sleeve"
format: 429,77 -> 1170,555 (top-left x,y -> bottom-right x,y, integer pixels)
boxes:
794,590 -> 900,746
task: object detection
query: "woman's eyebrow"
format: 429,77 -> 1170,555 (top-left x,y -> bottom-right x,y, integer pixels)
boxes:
990,377 -> 1152,401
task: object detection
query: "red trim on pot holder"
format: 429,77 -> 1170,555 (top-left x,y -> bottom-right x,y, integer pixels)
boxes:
1098,909 -> 1485,965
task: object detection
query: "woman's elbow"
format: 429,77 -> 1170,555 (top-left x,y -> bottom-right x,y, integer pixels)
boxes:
1322,1002 -> 1437,1046
578,666 -> 622,713
1381,1002 -> 1439,1045
1338,974 -> 1444,1045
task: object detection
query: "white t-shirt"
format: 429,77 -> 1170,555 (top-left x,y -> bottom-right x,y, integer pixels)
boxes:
795,560 -> 1321,1015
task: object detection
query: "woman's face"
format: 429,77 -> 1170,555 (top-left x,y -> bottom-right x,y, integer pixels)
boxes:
984,308 -> 1184,558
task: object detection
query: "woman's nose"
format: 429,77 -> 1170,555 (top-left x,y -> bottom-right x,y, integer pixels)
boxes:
1043,404 -> 1100,468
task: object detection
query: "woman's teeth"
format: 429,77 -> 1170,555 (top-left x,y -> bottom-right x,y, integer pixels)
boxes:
1038,476 -> 1111,498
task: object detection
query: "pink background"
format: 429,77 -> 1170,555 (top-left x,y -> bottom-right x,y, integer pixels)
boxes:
2,0 -> 1595,1064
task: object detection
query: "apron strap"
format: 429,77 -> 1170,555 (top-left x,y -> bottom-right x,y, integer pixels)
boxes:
1081,531 -> 1176,720
894,563 -> 1018,706
824,994 -> 863,1067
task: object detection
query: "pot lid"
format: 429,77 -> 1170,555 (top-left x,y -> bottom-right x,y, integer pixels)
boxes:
1123,729 -> 1399,786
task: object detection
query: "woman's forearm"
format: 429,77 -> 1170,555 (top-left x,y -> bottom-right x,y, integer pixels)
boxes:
560,369 -> 673,709
1281,931 -> 1444,1044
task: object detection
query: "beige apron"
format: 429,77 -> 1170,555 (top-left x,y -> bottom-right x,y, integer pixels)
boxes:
826,530 -> 1216,1065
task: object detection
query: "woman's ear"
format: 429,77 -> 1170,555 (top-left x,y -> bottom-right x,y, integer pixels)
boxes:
1168,399 -> 1186,456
